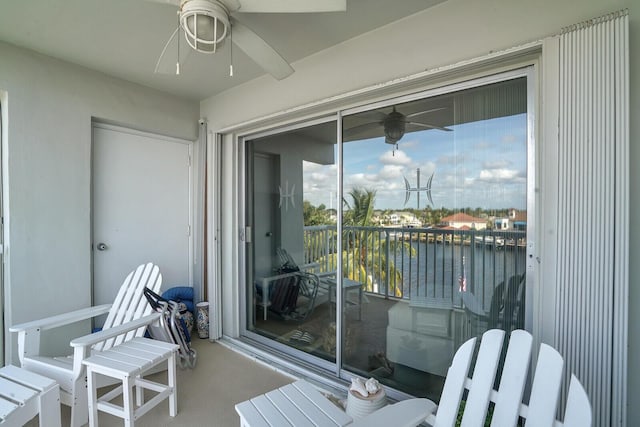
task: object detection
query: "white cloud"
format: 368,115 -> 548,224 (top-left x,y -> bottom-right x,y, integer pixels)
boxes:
304,114 -> 528,210
437,152 -> 466,165
378,165 -> 405,180
348,173 -> 377,187
482,159 -> 510,169
502,134 -> 518,144
473,141 -> 493,150
399,139 -> 420,150
379,149 -> 412,166
477,169 -> 524,183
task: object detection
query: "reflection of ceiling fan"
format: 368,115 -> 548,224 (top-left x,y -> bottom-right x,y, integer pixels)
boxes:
149,0 -> 346,79
345,106 -> 453,145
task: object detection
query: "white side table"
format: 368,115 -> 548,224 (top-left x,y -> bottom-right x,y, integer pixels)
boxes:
236,379 -> 353,427
82,337 -> 179,427
0,365 -> 60,427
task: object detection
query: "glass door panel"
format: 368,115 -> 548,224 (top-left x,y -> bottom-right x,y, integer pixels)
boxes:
340,76 -> 529,401
240,72 -> 532,401
245,120 -> 338,363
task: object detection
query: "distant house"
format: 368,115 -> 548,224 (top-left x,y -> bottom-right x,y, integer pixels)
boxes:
494,209 -> 527,231
440,213 -> 487,230
397,212 -> 421,227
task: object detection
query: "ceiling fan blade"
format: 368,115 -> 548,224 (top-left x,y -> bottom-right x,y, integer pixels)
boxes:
404,107 -> 446,119
343,122 -> 382,139
231,20 -> 294,80
154,27 -> 193,75
143,0 -> 181,5
232,0 -> 346,13
354,110 -> 388,122
407,121 -> 453,132
220,0 -> 242,12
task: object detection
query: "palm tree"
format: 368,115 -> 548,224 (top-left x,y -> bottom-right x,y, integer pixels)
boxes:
339,187 -> 414,297
344,188 -> 376,226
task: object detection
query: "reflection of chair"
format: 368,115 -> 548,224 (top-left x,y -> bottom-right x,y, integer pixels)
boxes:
276,247 -> 301,272
260,271 -> 320,321
351,329 -> 591,427
10,262 -> 163,427
461,273 -> 525,336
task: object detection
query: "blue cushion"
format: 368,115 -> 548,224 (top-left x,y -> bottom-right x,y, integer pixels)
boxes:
162,286 -> 195,312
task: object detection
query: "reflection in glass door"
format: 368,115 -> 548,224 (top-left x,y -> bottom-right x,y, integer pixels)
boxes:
339,75 -> 530,401
245,120 -> 338,363
241,70 -> 532,403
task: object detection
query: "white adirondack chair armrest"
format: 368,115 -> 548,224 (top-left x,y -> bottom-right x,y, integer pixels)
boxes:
316,271 -> 336,279
349,398 -> 437,427
70,313 -> 161,348
9,304 -> 113,333
298,262 -> 320,271
68,313 -> 161,380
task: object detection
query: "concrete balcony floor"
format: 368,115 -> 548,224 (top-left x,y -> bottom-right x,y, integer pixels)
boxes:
25,338 -> 293,427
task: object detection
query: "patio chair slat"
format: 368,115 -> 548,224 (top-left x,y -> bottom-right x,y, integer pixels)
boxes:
491,330 -> 532,425
290,381 -> 352,425
265,389 -> 316,427
460,329 -> 504,427
525,343 -> 563,426
236,399 -> 271,427
433,336 -> 476,427
251,394 -> 294,426
563,375 -> 593,427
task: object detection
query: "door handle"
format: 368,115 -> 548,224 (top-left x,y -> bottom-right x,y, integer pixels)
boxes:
96,242 -> 108,251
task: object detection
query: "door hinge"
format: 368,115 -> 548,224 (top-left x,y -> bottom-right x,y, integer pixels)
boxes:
187,225 -> 191,236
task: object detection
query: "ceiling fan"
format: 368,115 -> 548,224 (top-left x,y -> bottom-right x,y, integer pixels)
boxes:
344,106 -> 453,146
147,0 -> 346,80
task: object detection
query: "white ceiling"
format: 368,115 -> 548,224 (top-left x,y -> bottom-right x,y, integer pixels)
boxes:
0,0 -> 445,101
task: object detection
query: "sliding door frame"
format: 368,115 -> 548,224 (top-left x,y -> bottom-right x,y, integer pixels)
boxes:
233,65 -> 538,400
238,114 -> 342,375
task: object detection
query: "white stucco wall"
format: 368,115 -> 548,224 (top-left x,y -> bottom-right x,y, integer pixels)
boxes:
200,0 -> 638,423
201,0 -> 633,129
0,41 -> 199,361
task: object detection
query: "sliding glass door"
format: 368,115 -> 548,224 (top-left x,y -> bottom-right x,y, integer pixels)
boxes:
241,69 -> 533,400
339,75 -> 530,399
244,119 -> 339,364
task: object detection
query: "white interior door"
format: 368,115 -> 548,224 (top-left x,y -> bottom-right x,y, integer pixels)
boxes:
92,123 -> 192,311
252,152 -> 279,278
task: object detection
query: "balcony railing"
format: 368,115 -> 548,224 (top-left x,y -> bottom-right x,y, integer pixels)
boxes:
304,225 -> 526,310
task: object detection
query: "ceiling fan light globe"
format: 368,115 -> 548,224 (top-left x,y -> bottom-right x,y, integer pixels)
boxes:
180,0 -> 229,53
384,122 -> 405,142
383,109 -> 406,142
385,136 -> 400,145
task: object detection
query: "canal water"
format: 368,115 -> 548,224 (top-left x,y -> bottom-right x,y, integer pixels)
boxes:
390,241 -> 527,309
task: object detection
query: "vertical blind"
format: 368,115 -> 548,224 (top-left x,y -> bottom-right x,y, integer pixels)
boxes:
556,10 -> 628,426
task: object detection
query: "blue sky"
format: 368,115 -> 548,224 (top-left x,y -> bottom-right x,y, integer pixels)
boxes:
303,113 -> 527,211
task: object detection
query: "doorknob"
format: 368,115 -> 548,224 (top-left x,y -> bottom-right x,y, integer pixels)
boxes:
96,242 -> 108,251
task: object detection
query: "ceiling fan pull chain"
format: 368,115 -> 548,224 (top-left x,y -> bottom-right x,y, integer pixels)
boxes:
176,11 -> 181,75
229,25 -> 234,77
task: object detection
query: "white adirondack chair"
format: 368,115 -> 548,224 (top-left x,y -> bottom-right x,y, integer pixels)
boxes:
350,329 -> 592,427
10,262 -> 163,427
